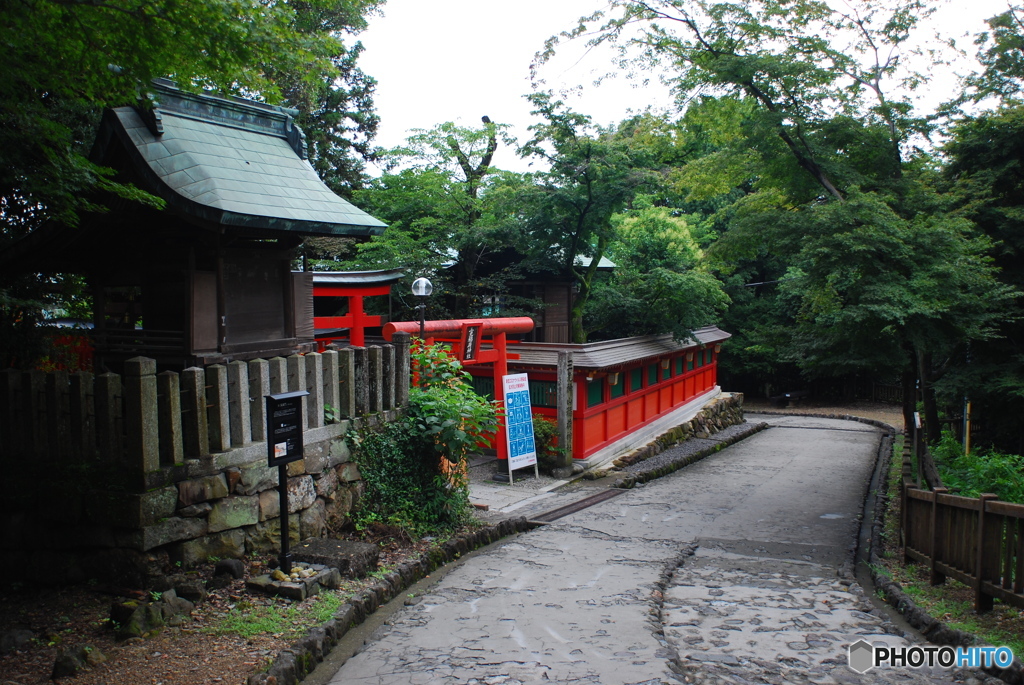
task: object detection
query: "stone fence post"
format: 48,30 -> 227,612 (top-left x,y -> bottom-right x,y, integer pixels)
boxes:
321,349 -> 341,423
227,360 -> 251,447
368,345 -> 383,413
157,370 -> 183,466
123,357 -> 159,472
393,331 -> 411,408
180,367 -> 208,459
352,347 -> 368,416
337,347 -> 356,419
207,364 -> 231,453
249,358 -> 270,442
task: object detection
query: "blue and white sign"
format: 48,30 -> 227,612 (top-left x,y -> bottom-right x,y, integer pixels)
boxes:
502,373 -> 537,471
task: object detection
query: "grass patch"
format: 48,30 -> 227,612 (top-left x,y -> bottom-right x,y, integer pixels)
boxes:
878,436 -> 1024,655
212,588 -> 353,640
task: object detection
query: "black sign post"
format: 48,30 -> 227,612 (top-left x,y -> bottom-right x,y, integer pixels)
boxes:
267,390 -> 309,574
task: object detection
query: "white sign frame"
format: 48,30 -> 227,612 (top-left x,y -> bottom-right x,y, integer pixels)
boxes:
502,373 -> 539,482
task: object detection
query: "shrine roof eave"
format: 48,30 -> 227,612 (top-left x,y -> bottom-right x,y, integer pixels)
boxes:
510,327 -> 732,369
311,269 -> 406,286
93,82 -> 387,238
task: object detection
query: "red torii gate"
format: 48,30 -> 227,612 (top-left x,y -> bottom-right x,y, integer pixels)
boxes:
312,270 -> 403,349
382,317 -> 535,478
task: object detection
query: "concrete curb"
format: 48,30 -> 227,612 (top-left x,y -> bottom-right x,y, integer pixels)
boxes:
246,516 -> 538,685
609,422 -> 769,489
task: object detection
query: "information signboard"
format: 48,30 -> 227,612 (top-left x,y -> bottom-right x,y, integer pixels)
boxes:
460,323 -> 482,362
502,373 -> 537,472
266,391 -> 309,467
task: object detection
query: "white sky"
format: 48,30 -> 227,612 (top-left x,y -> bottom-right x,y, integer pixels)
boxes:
357,0 -> 1013,174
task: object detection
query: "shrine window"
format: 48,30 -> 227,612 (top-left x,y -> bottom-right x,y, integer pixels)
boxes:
609,376 -> 625,400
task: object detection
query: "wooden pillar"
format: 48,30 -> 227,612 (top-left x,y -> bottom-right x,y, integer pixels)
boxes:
556,350 -> 574,466
929,487 -> 948,586
975,493 -> 999,612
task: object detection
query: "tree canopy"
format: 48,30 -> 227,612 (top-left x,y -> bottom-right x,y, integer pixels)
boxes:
0,0 -> 383,232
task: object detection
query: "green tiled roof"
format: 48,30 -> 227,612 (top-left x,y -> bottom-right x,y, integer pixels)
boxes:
101,81 -> 386,237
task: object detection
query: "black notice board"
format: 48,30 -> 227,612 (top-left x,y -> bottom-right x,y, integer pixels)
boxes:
267,391 -> 310,467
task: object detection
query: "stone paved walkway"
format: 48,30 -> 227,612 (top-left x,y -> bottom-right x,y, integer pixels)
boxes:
320,415 -> 1000,685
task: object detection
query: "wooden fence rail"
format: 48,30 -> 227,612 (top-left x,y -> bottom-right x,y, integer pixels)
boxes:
0,335 -> 411,479
900,430 -> 1024,612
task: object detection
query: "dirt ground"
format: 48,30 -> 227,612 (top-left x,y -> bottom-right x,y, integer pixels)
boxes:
0,531 -> 440,685
743,397 -> 905,429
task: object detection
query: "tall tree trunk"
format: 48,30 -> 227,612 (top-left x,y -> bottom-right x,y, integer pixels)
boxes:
917,348 -> 941,444
901,356 -> 916,435
569,235 -> 609,344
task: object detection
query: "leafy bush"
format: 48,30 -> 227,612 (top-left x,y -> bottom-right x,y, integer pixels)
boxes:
932,431 -> 1024,504
532,416 -> 563,473
350,343 -> 497,535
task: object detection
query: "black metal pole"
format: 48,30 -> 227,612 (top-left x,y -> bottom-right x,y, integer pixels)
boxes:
418,301 -> 426,340
278,464 -> 292,573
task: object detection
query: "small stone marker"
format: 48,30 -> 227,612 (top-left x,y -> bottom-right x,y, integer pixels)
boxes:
246,561 -> 342,601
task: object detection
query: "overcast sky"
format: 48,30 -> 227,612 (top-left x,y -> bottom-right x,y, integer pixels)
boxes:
357,0 -> 1012,174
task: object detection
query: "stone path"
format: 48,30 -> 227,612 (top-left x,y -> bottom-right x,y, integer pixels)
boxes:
321,415 -> 999,685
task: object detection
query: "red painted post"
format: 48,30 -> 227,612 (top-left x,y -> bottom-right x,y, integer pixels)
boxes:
348,295 -> 366,347
493,332 -> 508,466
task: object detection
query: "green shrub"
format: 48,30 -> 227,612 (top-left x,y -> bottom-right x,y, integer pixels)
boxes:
350,343 -> 497,535
932,431 -> 1024,504
532,416 -> 563,472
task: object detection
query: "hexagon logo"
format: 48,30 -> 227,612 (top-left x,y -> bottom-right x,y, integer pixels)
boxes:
848,640 -> 875,674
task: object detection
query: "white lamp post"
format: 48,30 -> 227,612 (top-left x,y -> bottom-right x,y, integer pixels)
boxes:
411,277 -> 433,339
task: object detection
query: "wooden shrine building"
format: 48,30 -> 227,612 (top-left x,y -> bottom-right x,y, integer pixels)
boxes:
0,80 -> 386,370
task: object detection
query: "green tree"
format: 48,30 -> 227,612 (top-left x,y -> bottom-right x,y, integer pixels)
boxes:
540,0 -> 1017,438
586,200 -> 729,340
516,92 -> 660,343
343,119 -> 530,319
0,0 -> 379,233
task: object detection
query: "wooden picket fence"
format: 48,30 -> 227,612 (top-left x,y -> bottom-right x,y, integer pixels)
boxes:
0,335 -> 411,477
900,429 -> 1024,612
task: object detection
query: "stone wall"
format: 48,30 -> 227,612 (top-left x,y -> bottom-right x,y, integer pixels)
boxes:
0,337 -> 411,586
608,392 -> 746,470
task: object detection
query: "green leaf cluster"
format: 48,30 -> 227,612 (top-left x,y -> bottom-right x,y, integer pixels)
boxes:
350,344 -> 496,535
